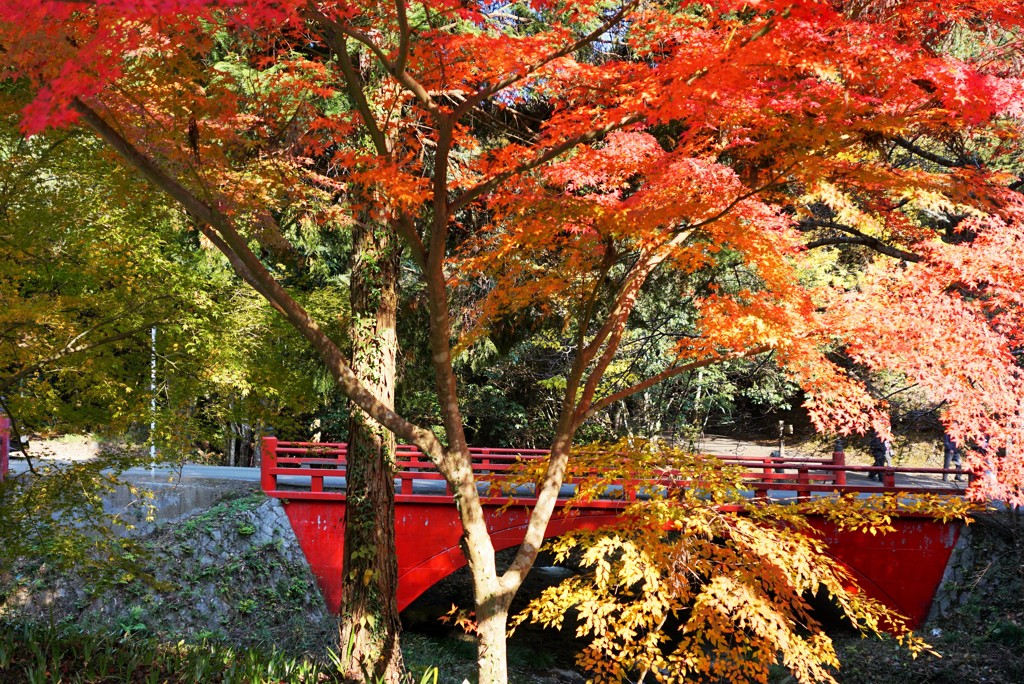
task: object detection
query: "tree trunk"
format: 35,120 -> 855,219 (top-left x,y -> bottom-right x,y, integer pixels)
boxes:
227,422 -> 236,467
339,218 -> 404,683
473,569 -> 514,684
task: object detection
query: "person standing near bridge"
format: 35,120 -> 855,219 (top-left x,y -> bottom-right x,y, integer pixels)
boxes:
867,430 -> 892,481
942,431 -> 964,482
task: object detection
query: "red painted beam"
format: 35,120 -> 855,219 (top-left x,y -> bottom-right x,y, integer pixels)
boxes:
281,498 -> 626,612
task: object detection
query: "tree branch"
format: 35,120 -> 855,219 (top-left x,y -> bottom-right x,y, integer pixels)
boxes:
71,98 -> 447,464
394,0 -> 411,75
890,136 -> 959,168
391,214 -> 427,270
305,9 -> 443,119
309,17 -> 429,269
677,163 -> 796,237
568,168 -> 791,421
0,396 -> 37,475
450,114 -> 640,213
572,253 -> 664,424
321,28 -> 391,159
805,234 -> 922,262
452,0 -> 641,119
584,345 -> 773,419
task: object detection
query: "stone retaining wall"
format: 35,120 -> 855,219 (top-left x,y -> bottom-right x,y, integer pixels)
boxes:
2,491 -> 335,653
927,523 -> 975,622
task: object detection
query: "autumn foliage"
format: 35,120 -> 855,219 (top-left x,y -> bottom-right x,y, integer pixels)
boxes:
509,439 -> 976,683
3,0 -> 1023,490
3,1 -> 1024,682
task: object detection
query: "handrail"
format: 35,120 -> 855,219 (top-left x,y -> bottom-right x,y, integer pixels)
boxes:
260,438 -> 966,502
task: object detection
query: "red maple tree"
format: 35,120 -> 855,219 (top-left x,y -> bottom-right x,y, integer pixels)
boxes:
3,2 -> 1024,682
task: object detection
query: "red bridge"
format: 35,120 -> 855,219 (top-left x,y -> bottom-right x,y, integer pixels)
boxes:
260,438 -> 967,628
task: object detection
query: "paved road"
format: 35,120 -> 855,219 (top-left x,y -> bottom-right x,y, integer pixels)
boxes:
7,459 -> 262,482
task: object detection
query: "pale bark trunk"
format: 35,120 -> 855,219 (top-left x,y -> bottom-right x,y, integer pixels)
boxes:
474,576 -> 513,684
338,219 -> 404,683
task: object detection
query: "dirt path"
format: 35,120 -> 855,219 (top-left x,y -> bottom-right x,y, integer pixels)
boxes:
19,436 -> 102,461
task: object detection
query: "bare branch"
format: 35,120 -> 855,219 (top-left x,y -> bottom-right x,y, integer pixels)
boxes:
568,168 -> 788,424
677,163 -> 796,236
305,21 -> 429,268
305,9 -> 443,118
307,11 -> 396,78
584,345 -> 773,419
321,28 -> 391,158
394,0 -> 411,75
391,214 -> 428,270
890,136 -> 959,168
572,252 -> 665,422
0,396 -> 37,475
806,235 -> 922,262
801,217 -> 923,262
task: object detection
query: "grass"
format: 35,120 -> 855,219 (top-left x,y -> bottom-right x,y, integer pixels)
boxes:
402,632 -> 477,684
0,620 -> 464,684
400,630 -> 559,684
0,619 -> 340,683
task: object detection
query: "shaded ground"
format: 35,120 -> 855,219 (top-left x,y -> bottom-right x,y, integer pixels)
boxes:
14,434 -> 106,462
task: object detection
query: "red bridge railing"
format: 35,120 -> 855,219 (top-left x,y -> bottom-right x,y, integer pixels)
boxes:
260,438 -> 967,502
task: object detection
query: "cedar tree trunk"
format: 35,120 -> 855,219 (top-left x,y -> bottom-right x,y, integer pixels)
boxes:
339,218 -> 404,683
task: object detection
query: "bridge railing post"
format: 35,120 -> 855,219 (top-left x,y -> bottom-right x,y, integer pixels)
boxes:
882,468 -> 895,489
261,435 -> 278,492
0,412 -> 9,481
400,448 -> 412,495
797,467 -> 810,498
832,438 -> 846,486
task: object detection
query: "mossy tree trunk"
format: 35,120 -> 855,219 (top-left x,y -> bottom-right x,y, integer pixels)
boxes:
339,218 -> 403,683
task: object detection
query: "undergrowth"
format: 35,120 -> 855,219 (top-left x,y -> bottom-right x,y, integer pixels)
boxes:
0,619 -> 340,683
0,620 -> 448,684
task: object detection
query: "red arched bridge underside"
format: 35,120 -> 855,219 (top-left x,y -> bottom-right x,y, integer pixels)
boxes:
260,438 -> 965,628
